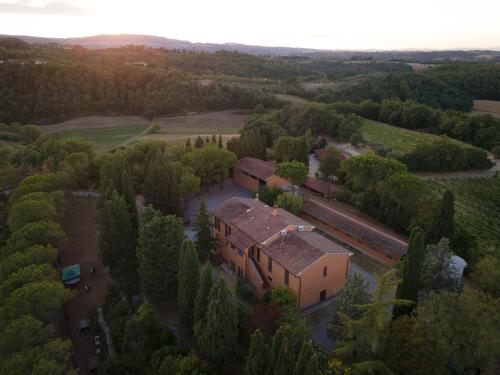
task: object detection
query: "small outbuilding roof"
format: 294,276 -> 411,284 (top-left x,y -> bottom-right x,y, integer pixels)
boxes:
79,318 -> 90,330
61,264 -> 81,285
235,157 -> 276,181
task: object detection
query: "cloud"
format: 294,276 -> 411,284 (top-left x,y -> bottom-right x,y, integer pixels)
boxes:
0,0 -> 93,16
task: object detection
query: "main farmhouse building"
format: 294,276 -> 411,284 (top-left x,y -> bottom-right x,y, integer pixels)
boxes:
210,197 -> 352,310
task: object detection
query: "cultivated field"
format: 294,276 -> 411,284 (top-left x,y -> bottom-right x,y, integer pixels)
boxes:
360,119 -> 445,153
42,116 -> 150,151
137,110 -> 247,145
426,177 -> 500,249
472,100 -> 500,118
42,111 -> 247,150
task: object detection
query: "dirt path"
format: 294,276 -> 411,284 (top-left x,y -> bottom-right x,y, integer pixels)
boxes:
59,197 -> 112,374
416,160 -> 500,180
115,122 -> 153,148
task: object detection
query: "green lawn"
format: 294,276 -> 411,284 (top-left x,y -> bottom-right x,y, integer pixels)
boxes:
59,124 -> 149,151
426,177 -> 500,249
360,119 -> 448,154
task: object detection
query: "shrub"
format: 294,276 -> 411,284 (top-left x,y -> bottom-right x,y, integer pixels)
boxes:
275,193 -> 303,216
350,132 -> 363,146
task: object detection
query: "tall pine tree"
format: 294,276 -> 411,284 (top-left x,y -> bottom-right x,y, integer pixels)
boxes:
244,329 -> 270,375
137,208 -> 184,298
177,239 -> 200,329
393,228 -> 426,319
97,190 -> 138,291
194,200 -> 215,256
194,278 -> 239,367
218,134 -> 223,149
426,189 -> 454,244
193,262 -> 213,325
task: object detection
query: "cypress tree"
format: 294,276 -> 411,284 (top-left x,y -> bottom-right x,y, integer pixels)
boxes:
211,134 -> 217,144
244,329 -> 270,375
205,136 -> 210,144
177,239 -> 200,329
144,157 -> 181,216
218,134 -> 223,149
120,160 -> 138,227
137,209 -> 184,298
194,278 -> 239,367
186,137 -> 192,152
426,190 -> 455,244
292,340 -> 314,375
393,227 -> 426,319
270,320 -> 310,375
194,200 -> 215,255
193,262 -> 213,325
304,354 -> 319,375
194,136 -> 204,149
97,190 -> 138,290
273,335 -> 291,375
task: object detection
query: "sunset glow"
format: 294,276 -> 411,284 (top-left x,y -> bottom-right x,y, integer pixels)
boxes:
1,0 -> 499,50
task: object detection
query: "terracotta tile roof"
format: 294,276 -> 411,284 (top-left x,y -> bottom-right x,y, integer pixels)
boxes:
264,231 -> 351,275
235,157 -> 275,181
210,197 -> 352,275
211,197 -> 311,244
302,200 -> 407,260
302,177 -> 341,196
227,232 -> 255,250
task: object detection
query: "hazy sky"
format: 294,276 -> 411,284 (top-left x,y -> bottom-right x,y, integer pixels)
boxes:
0,0 -> 499,50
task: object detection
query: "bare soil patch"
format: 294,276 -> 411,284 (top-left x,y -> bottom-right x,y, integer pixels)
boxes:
472,100 -> 500,117
59,197 -> 112,374
41,115 -> 150,132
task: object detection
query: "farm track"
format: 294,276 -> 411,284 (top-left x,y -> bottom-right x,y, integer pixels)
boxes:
416,161 -> 500,181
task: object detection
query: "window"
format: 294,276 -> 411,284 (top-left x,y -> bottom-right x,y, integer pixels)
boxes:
257,248 -> 261,262
268,257 -> 272,273
225,224 -> 231,236
238,249 -> 243,257
230,261 -> 235,272
284,270 -> 289,286
214,217 -> 220,230
323,266 -> 328,277
249,246 -> 255,258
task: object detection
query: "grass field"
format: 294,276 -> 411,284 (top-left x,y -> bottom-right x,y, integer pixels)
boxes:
426,177 -> 500,248
360,119 -> 445,153
152,110 -> 246,134
472,100 -> 500,118
56,123 -> 149,151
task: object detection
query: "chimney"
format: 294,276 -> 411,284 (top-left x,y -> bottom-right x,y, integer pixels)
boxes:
271,207 -> 278,216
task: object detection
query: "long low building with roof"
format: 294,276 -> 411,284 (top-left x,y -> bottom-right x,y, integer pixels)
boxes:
209,197 -> 352,309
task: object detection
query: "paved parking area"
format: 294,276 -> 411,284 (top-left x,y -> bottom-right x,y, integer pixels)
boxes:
304,253 -> 383,351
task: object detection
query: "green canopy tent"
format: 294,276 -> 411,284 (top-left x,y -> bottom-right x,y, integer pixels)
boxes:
60,264 -> 81,285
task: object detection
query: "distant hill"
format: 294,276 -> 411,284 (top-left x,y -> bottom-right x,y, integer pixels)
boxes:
2,34 -> 500,61
2,34 -> 319,56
